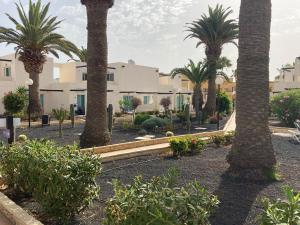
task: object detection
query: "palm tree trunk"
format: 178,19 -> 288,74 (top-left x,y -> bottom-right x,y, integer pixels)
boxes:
194,84 -> 202,125
80,1 -> 111,148
227,0 -> 276,180
204,54 -> 220,116
28,72 -> 42,116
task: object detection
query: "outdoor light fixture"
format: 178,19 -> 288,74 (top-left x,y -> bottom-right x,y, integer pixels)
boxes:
215,76 -> 224,130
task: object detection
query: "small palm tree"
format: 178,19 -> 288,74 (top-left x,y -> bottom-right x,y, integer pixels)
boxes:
171,60 -> 208,125
186,4 -> 238,116
0,0 -> 77,116
80,0 -> 114,148
52,108 -> 69,138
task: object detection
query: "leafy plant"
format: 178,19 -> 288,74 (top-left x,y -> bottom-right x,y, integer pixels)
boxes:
187,136 -> 206,154
52,108 -> 69,137
217,91 -> 232,114
160,97 -> 172,113
270,90 -> 300,127
134,113 -> 151,125
3,91 -> 26,116
169,137 -> 189,156
259,186 -> 300,225
223,131 -> 235,145
212,135 -> 225,147
0,140 -> 101,224
104,169 -> 219,225
119,99 -> 132,113
142,117 -> 167,131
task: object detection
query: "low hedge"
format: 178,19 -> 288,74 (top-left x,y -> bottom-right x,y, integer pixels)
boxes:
0,140 -> 101,224
169,136 -> 206,157
134,113 -> 151,125
142,117 -> 168,131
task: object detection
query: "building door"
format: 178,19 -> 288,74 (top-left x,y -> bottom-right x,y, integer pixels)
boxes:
176,95 -> 184,111
77,95 -> 85,115
40,94 -> 44,113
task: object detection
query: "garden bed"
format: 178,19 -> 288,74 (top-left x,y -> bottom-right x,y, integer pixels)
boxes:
3,133 -> 300,225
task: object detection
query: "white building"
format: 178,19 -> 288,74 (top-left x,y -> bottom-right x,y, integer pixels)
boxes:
0,55 -> 191,115
273,57 -> 300,93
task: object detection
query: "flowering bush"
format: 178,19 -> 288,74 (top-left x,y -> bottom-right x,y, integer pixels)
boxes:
270,90 -> 300,127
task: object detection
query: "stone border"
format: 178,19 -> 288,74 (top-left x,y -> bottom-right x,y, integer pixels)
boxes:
0,192 -> 43,225
81,130 -> 224,155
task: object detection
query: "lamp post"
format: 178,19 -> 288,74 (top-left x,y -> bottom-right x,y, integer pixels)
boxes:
25,78 -> 34,128
215,76 -> 224,130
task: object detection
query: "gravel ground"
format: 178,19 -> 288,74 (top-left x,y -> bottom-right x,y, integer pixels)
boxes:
14,120 -> 226,146
63,133 -> 300,225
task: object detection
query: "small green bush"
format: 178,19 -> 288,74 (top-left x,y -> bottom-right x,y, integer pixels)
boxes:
259,186 -> 300,225
212,135 -> 225,147
142,117 -> 167,131
270,90 -> 300,127
169,137 -> 189,156
134,113 -> 151,125
0,140 -> 101,224
17,134 -> 27,142
217,91 -> 232,114
223,131 -> 235,145
3,91 -> 26,116
187,136 -> 206,154
104,169 -> 219,225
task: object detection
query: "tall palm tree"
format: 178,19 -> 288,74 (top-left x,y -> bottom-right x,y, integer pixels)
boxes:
80,0 -> 114,148
227,0 -> 276,180
186,4 -> 238,116
73,46 -> 87,62
0,0 -> 77,116
171,60 -> 208,125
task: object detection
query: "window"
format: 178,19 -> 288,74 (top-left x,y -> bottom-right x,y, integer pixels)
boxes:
4,67 -> 11,77
40,94 -> 45,108
144,96 -> 150,105
107,72 -> 114,81
82,73 -> 87,81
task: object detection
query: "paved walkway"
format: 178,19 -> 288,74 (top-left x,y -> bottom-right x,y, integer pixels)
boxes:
223,111 -> 236,132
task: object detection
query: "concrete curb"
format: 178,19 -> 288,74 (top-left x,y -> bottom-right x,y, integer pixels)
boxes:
0,192 -> 43,225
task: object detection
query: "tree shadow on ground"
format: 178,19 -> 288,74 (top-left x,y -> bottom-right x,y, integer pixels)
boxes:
210,172 -> 273,225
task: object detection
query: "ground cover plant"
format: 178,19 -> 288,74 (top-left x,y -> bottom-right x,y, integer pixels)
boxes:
169,136 -> 206,156
0,140 -> 101,224
104,169 -> 219,225
259,186 -> 300,225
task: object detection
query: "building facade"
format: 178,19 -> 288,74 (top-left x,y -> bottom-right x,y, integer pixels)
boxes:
273,57 -> 300,93
0,55 -> 192,115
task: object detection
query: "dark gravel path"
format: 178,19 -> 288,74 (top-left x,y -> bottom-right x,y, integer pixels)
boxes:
72,133 -> 300,225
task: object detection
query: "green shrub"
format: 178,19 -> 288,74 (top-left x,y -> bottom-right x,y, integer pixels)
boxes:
217,91 -> 232,114
52,108 -> 69,137
259,186 -> 300,225
17,134 -> 27,142
134,113 -> 151,125
169,137 -> 189,156
0,140 -> 101,224
212,135 -> 225,147
187,136 -> 206,154
270,90 -> 300,127
3,91 -> 26,116
142,117 -> 167,131
104,169 -> 219,225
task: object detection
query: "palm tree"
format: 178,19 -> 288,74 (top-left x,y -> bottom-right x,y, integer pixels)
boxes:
171,60 -> 208,125
186,4 -> 238,116
80,0 -> 114,148
73,46 -> 87,62
227,0 -> 276,180
0,0 -> 77,116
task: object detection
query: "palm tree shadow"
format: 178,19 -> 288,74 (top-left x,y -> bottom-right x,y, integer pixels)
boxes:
210,171 -> 273,225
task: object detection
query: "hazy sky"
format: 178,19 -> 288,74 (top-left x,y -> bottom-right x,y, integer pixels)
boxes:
0,0 -> 300,80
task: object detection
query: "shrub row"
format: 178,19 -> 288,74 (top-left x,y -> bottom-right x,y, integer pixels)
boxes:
169,136 -> 206,157
104,169 -> 219,225
212,131 -> 235,147
0,140 -> 101,224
